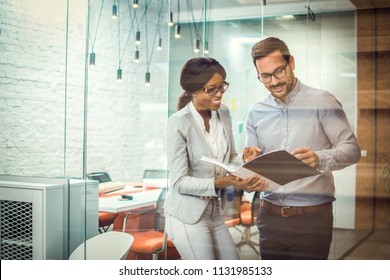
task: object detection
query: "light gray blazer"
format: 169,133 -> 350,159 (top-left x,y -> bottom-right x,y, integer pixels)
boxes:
164,103 -> 242,224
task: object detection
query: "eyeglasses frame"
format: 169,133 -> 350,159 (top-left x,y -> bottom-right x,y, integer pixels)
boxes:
257,61 -> 289,84
201,81 -> 230,96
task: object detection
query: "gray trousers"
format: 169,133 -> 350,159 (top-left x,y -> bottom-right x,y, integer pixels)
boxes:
165,198 -> 240,260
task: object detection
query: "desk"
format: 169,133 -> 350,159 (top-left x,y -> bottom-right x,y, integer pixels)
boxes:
99,188 -> 162,232
99,188 -> 161,213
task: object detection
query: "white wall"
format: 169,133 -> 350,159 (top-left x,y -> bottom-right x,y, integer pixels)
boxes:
0,0 -> 169,182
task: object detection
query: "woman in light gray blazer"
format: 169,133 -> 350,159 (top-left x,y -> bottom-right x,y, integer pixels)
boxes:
164,57 -> 268,260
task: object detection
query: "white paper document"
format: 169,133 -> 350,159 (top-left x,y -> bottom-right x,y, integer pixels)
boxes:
201,150 -> 322,191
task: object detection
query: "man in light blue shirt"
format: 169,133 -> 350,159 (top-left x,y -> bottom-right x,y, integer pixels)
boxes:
243,37 -> 361,259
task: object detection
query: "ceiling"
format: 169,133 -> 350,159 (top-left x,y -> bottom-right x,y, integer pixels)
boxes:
173,0 -> 356,22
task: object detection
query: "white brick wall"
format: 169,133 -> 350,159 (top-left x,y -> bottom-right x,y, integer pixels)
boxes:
0,0 -> 169,182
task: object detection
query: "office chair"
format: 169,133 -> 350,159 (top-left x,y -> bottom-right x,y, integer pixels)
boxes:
124,187 -> 180,260
114,169 -> 178,259
225,216 -> 241,228
235,191 -> 260,255
86,172 -> 119,233
86,171 -> 112,184
98,212 -> 118,233
142,169 -> 169,189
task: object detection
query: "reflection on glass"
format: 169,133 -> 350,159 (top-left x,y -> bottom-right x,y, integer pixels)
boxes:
168,9 -> 372,260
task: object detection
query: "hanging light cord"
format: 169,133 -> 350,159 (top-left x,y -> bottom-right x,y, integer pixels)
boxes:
117,0 -> 155,67
145,0 -> 159,72
89,0 -> 105,52
156,0 -> 163,39
117,0 -> 121,67
135,0 -> 152,30
187,0 -> 204,40
205,0 -> 212,48
145,0 -> 149,71
132,0 -> 152,47
305,0 -> 316,22
119,0 -> 137,62
177,0 -> 180,25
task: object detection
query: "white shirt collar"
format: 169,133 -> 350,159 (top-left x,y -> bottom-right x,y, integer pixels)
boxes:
188,101 -> 218,132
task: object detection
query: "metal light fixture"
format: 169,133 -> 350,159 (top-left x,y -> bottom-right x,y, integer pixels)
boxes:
145,72 -> 151,86
117,68 -> 122,82
157,37 -> 162,50
175,0 -> 181,38
132,0 -> 139,9
135,30 -> 141,45
89,52 -> 96,67
204,41 -> 209,55
174,24 -> 181,38
194,39 -> 200,53
112,4 -> 117,19
134,49 -> 140,63
168,12 -> 174,27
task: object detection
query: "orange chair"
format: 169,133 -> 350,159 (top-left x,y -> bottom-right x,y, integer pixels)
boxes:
127,230 -> 177,260
98,212 -> 118,233
86,172 -> 118,233
225,216 -> 240,228
236,191 -> 260,255
122,187 -> 180,260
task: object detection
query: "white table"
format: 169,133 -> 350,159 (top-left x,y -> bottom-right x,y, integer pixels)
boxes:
99,188 -> 162,232
99,188 -> 161,213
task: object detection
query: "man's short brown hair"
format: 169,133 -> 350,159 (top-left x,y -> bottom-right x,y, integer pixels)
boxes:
251,37 -> 291,67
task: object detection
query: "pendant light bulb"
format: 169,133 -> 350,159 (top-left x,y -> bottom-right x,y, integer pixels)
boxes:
117,68 -> 122,82
135,30 -> 141,45
157,38 -> 162,51
174,24 -> 181,39
145,72 -> 151,87
134,49 -> 140,63
112,4 -> 118,19
194,39 -> 200,53
168,12 -> 174,27
132,0 -> 139,9
89,52 -> 96,68
204,41 -> 209,55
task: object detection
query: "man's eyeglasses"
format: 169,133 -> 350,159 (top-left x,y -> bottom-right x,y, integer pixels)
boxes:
201,81 -> 229,96
257,62 -> 289,84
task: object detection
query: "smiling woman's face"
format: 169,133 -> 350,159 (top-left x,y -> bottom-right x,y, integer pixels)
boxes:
192,73 -> 226,112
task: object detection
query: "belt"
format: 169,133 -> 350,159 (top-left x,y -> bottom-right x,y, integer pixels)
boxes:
261,200 -> 331,218
200,196 -> 214,200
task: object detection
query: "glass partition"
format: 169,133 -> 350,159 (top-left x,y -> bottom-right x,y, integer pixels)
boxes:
167,0 -> 373,260
85,0 -> 169,182
0,0 -> 381,261
83,0 -> 171,259
0,0 -> 170,260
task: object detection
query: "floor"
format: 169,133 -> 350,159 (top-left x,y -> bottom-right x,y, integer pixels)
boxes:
229,225 -> 390,260
343,230 -> 390,260
108,223 -> 390,260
